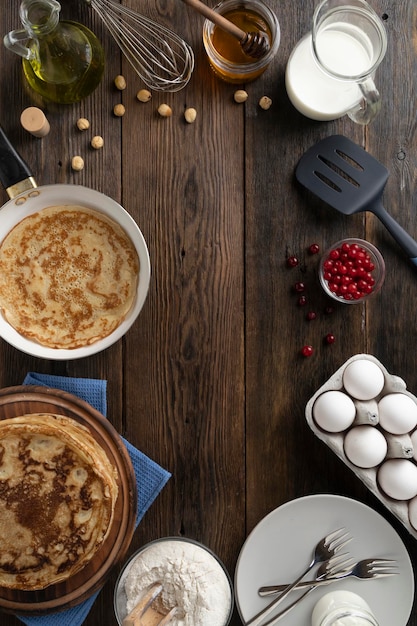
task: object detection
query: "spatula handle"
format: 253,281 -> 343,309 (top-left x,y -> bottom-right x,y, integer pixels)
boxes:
373,201 -> 417,266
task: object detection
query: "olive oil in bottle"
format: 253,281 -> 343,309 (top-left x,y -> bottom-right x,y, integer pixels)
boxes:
4,0 -> 105,104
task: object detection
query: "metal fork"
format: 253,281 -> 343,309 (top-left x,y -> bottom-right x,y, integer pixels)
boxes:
246,528 -> 351,626
258,558 -> 399,596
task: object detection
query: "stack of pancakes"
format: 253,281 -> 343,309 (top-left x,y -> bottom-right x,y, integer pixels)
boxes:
0,205 -> 139,349
0,413 -> 119,590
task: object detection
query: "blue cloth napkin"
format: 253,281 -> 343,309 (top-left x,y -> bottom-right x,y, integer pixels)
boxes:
15,372 -> 171,626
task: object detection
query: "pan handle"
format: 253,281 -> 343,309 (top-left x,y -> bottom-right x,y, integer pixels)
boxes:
0,125 -> 36,198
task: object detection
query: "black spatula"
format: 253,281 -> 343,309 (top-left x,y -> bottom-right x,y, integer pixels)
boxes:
296,135 -> 417,267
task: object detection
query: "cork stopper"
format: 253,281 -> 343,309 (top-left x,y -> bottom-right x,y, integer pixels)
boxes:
20,107 -> 50,138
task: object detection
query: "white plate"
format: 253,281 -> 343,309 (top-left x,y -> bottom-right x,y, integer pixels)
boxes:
235,494 -> 414,626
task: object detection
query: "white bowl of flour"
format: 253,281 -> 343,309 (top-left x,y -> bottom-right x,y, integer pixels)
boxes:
114,537 -> 234,626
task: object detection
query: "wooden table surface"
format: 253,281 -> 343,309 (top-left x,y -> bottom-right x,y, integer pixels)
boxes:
1,0 -> 416,624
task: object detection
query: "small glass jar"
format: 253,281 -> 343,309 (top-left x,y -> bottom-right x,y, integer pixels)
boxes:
202,0 -> 280,83
319,238 -> 385,304
311,590 -> 379,626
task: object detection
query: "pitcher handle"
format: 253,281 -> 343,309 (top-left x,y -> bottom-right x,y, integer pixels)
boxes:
347,77 -> 381,125
3,29 -> 34,60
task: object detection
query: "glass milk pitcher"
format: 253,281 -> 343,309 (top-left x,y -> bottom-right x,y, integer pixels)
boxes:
285,0 -> 387,124
4,0 -> 105,104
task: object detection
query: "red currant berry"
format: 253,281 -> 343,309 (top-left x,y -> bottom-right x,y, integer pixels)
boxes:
294,281 -> 306,292
287,255 -> 299,268
325,333 -> 336,344
309,243 -> 320,254
324,306 -> 334,314
301,345 -> 314,357
298,295 -> 307,306
306,311 -> 317,321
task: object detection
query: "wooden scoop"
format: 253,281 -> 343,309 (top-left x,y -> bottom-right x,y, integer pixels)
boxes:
181,0 -> 270,59
123,583 -> 178,626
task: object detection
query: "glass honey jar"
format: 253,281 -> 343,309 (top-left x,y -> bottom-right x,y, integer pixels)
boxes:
202,0 -> 280,83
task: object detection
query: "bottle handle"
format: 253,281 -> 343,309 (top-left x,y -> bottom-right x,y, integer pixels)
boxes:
347,77 -> 381,125
3,29 -> 34,60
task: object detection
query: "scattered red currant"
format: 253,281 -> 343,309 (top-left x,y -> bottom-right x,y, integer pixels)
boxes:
321,241 -> 381,301
324,306 -> 334,315
294,281 -> 306,292
301,345 -> 314,357
325,333 -> 336,344
309,243 -> 320,255
287,255 -> 299,268
298,295 -> 307,306
306,311 -> 317,321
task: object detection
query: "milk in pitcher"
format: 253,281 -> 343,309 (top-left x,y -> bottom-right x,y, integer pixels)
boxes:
285,28 -> 371,121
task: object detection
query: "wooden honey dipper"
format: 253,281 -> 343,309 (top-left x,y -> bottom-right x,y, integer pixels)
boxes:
181,0 -> 270,59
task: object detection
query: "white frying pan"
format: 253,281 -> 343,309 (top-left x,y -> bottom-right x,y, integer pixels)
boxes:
0,126 -> 150,360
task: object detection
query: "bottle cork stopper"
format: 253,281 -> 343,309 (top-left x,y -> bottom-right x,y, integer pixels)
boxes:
20,107 -> 50,138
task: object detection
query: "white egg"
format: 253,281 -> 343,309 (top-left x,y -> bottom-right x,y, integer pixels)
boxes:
313,390 -> 356,433
377,459 -> 417,500
343,425 -> 387,468
408,495 -> 417,530
342,359 -> 385,400
378,393 -> 417,435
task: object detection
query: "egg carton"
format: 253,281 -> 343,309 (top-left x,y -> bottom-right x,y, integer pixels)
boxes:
305,353 -> 417,541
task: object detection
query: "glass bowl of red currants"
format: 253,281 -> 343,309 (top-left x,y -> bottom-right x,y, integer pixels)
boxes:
319,238 -> 385,304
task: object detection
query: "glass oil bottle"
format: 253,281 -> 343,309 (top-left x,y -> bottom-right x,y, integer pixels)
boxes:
4,0 -> 105,104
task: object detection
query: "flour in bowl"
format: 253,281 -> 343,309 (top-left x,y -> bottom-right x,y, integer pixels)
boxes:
124,539 -> 232,626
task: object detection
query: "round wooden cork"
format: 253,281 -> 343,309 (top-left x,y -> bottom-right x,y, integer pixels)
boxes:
20,107 -> 50,137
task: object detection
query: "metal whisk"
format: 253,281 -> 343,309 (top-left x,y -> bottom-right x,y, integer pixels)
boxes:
84,0 -> 194,92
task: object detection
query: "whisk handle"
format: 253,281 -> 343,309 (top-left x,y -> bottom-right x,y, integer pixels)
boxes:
181,0 -> 246,40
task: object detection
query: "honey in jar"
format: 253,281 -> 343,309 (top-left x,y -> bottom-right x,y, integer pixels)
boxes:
203,0 -> 280,84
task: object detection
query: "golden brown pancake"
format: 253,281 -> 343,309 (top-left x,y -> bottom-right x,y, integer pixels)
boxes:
0,205 -> 139,349
0,413 -> 119,590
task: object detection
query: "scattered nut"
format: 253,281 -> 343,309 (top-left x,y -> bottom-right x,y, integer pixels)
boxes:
137,89 -> 152,102
71,156 -> 84,171
234,89 -> 248,103
76,117 -> 90,131
91,135 -> 104,149
259,95 -> 272,110
113,103 -> 126,117
157,103 -> 172,117
184,107 -> 197,124
114,75 -> 126,90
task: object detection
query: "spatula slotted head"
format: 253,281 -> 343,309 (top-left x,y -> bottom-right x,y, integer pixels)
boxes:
296,135 -> 389,215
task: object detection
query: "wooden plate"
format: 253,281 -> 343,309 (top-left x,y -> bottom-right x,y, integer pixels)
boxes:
0,385 -> 137,615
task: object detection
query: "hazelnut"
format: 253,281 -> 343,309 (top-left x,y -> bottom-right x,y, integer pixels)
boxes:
113,103 -> 126,117
184,107 -> 197,124
259,96 -> 272,110
114,75 -> 126,90
71,156 -> 84,171
158,103 -> 172,117
137,89 -> 152,102
91,135 -> 104,149
234,89 -> 248,103
76,117 -> 90,131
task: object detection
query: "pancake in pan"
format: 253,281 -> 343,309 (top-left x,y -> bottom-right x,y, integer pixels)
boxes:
0,205 -> 139,349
